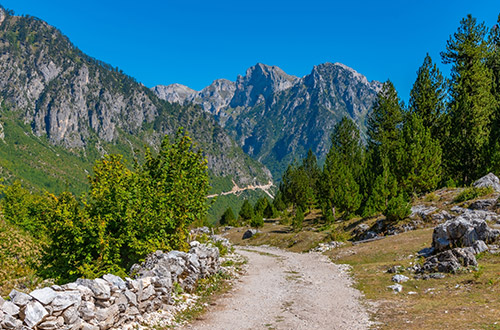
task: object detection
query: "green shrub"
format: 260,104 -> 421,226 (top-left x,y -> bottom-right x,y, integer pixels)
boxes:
250,213 -> 264,229
40,129 -> 211,282
454,186 -> 494,203
384,193 -> 411,222
219,207 -> 236,226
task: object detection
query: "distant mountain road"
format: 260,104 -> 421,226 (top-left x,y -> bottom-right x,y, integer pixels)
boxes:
183,245 -> 372,330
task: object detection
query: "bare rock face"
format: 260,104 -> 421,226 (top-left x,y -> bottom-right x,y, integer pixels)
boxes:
473,172 -> 500,192
432,216 -> 500,252
230,63 -> 299,109
151,84 -> 197,104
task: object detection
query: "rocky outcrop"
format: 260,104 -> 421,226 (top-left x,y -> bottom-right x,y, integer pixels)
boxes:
414,212 -> 500,274
432,216 -> 500,252
473,173 -> 500,192
151,84 -> 196,104
0,243 -> 220,329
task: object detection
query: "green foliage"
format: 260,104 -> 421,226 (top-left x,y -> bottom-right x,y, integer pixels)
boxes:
238,199 -> 254,222
454,186 -> 494,203
293,207 -> 304,231
363,157 -> 398,217
273,190 -> 286,212
0,181 -> 54,238
409,54 -> 446,139
383,193 -> 411,222
396,113 -> 442,195
220,207 -> 236,226
320,117 -> 363,219
280,162 -> 316,211
441,14 -> 496,184
254,197 -> 269,216
250,213 -> 264,229
40,129 -> 210,282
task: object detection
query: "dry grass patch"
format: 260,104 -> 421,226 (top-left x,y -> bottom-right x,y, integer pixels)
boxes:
329,228 -> 500,330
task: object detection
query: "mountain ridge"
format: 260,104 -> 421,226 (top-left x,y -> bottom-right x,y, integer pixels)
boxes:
153,62 -> 382,177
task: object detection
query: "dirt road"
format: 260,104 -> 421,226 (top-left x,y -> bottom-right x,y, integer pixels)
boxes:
183,245 -> 372,330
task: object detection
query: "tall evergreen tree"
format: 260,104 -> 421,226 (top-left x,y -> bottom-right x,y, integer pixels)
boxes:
239,199 -> 254,222
441,14 -> 496,183
321,118 -> 363,218
409,54 -> 446,139
396,113 -> 442,195
487,16 -> 500,173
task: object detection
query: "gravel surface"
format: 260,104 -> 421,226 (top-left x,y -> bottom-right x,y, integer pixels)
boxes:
183,245 -> 372,330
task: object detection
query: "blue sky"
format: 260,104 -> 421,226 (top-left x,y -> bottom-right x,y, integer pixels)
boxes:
2,0 -> 498,101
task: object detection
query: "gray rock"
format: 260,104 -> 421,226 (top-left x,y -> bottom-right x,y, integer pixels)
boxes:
62,305 -> 79,324
473,172 -> 500,192
411,205 -> 438,220
432,216 -> 500,252
30,287 -> 57,305
51,291 -> 82,312
76,278 -> 111,300
2,301 -> 20,316
468,199 -> 497,211
2,314 -> 23,328
81,322 -> 100,330
387,284 -> 403,293
423,247 -> 477,273
9,289 -> 32,307
0,296 -> 4,307
124,290 -> 138,307
78,301 -> 96,321
141,284 -> 156,301
37,319 -> 59,330
242,229 -> 257,239
392,274 -> 410,283
23,300 -> 48,328
102,274 -> 126,291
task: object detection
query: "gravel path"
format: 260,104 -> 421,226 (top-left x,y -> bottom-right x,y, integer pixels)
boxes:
183,245 -> 372,330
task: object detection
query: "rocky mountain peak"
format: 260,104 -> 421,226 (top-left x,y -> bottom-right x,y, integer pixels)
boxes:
193,79 -> 236,115
152,83 -> 197,104
230,63 -> 299,108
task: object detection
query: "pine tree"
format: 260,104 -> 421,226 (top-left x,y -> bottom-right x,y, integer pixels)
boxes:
409,54 -> 446,139
486,17 -> 500,173
239,199 -> 254,222
441,14 -> 496,183
396,113 -> 442,195
321,118 -> 363,218
220,207 -> 236,226
367,81 -> 404,155
363,155 -> 398,217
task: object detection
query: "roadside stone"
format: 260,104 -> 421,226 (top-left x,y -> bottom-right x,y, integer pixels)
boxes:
23,300 -> 48,328
2,314 -> 23,328
62,305 -> 79,324
76,278 -> 111,300
52,291 -> 82,312
468,199 -> 497,211
411,205 -> 438,221
78,301 -> 96,321
242,229 -> 257,239
2,301 -> 20,316
9,289 -> 32,307
30,287 -> 57,305
103,274 -> 127,291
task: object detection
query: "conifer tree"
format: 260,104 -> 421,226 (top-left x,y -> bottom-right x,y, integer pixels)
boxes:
239,199 -> 254,222
409,54 -> 446,139
220,207 -> 236,226
321,118 -> 363,218
396,113 -> 442,195
486,16 -> 500,173
363,155 -> 398,217
441,14 -> 496,183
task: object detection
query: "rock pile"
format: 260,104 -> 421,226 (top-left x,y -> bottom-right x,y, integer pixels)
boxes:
418,215 -> 500,274
0,243 -> 220,330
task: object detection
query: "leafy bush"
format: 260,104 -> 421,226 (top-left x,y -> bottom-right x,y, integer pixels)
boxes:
384,193 -> 411,222
454,186 -> 494,203
40,129 -> 211,282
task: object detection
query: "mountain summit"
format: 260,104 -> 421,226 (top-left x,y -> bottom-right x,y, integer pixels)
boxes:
154,62 -> 381,177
